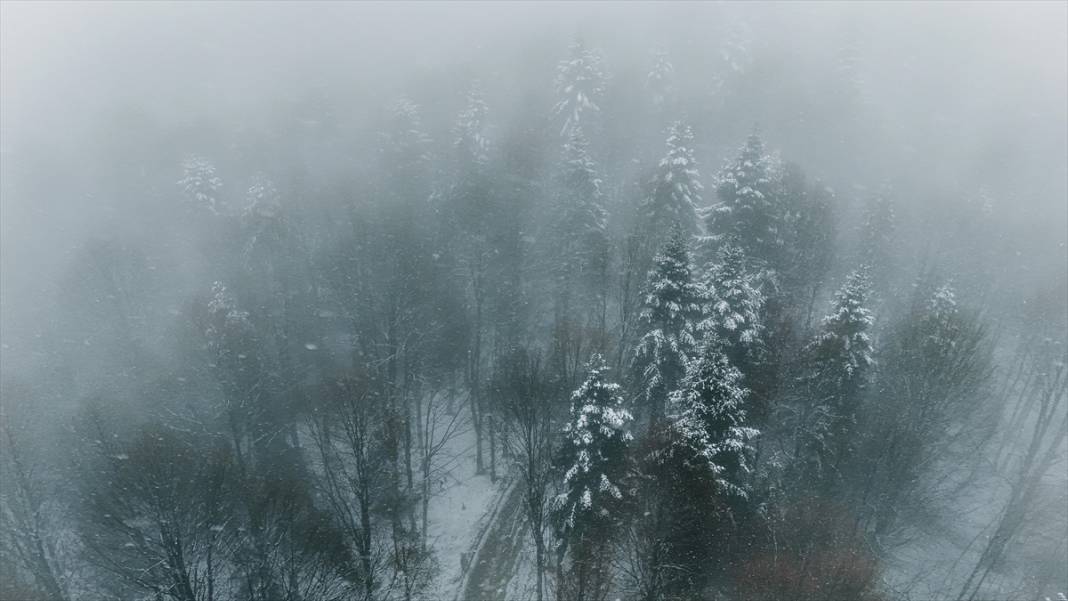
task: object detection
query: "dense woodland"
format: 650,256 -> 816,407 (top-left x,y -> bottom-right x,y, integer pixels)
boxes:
1,4 -> 1066,601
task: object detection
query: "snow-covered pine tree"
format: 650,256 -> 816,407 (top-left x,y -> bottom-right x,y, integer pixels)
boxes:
453,83 -> 490,169
553,40 -> 606,137
805,268 -> 876,407
646,48 -> 675,112
697,242 -> 765,370
553,126 -> 608,288
641,121 -> 703,237
668,340 -> 758,498
382,97 -> 432,187
707,131 -> 782,267
798,268 -> 875,479
554,354 -> 633,545
633,227 -> 703,424
178,154 -> 223,215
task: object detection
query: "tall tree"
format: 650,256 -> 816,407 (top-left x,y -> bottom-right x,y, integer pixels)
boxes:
668,341 -> 758,499
553,40 -> 606,137
697,242 -> 765,374
553,355 -> 633,601
707,131 -> 782,267
640,121 -> 703,237
797,268 -> 875,481
633,228 -> 703,425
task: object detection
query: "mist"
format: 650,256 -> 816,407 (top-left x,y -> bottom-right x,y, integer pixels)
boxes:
1,2 -> 1065,600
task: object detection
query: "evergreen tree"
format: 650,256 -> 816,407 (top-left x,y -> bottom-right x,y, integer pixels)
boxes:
553,40 -> 606,137
554,126 -> 608,284
805,268 -> 875,406
641,121 -> 703,236
178,154 -> 223,215
708,131 -> 782,266
554,354 -> 633,544
697,242 -> 765,371
646,48 -> 675,112
798,268 -> 875,478
453,83 -> 490,168
633,228 -> 703,423
668,341 -> 758,498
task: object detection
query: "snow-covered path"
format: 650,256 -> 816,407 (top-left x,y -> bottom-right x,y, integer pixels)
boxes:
459,481 -> 530,601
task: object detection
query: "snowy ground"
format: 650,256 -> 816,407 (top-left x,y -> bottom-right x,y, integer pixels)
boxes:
423,413 -> 509,600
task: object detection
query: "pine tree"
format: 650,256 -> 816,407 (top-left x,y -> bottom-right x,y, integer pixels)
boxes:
453,83 -> 490,168
641,121 -> 703,236
646,48 -> 675,112
178,154 -> 223,214
554,355 -> 633,544
633,228 -> 703,423
708,131 -> 782,266
805,268 -> 876,406
555,126 -> 608,279
798,268 -> 875,478
668,341 -> 758,498
553,40 -> 606,137
697,243 -> 765,370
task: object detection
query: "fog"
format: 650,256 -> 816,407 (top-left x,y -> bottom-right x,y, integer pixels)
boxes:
1,2 -> 1065,600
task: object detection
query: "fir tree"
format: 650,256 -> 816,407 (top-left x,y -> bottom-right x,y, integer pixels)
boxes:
453,83 -> 490,168
641,121 -> 703,236
798,268 -> 875,479
553,40 -> 606,137
697,243 -> 765,370
555,126 -> 608,279
633,228 -> 703,423
554,355 -> 633,544
668,341 -> 758,498
646,48 -> 675,112
708,131 -> 782,266
805,268 -> 876,405
178,154 -> 223,215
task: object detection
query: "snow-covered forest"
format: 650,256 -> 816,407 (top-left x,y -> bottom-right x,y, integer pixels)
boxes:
1,3 -> 1066,600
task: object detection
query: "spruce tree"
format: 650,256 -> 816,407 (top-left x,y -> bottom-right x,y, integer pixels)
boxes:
708,131 -> 782,266
646,48 -> 675,112
799,268 -> 875,478
805,268 -> 876,407
178,154 -> 223,215
641,121 -> 703,236
698,243 -> 765,372
554,126 -> 608,284
633,228 -> 703,423
554,354 -> 633,544
668,340 -> 758,498
553,40 -> 605,137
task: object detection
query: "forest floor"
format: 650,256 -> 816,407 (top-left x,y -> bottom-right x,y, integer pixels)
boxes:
459,480 -> 530,601
422,415 -> 507,600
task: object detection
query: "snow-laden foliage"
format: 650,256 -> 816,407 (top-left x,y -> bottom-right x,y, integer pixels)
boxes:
554,127 -> 607,267
697,243 -> 765,364
634,229 -> 703,420
453,83 -> 490,167
668,342 -> 758,498
554,355 -> 633,539
708,132 -> 782,264
553,40 -> 605,137
178,154 -> 223,215
646,48 -> 674,110
805,268 -> 875,401
642,121 -> 703,235
244,173 -> 281,218
921,283 -> 961,358
382,96 -> 432,173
